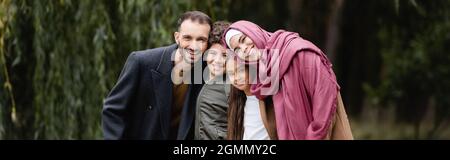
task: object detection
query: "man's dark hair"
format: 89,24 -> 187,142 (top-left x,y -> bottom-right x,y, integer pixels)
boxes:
177,11 -> 212,30
208,21 -> 230,45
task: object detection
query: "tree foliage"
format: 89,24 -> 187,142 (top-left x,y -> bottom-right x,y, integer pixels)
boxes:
363,0 -> 450,138
0,0 -> 230,139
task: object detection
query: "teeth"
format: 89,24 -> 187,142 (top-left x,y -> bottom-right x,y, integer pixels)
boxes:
184,49 -> 194,54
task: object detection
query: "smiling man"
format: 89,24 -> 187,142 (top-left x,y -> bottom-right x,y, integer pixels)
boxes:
102,11 -> 212,140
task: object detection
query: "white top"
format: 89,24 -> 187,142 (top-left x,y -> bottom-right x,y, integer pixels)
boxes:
243,96 -> 270,140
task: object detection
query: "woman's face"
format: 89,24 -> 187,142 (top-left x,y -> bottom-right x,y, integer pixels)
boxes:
229,33 -> 262,62
206,43 -> 227,77
226,58 -> 250,91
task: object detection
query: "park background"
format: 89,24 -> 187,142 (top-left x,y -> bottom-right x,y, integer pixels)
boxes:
1,0 -> 449,139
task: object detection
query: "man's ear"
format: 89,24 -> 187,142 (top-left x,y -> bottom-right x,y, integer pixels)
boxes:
174,32 -> 180,45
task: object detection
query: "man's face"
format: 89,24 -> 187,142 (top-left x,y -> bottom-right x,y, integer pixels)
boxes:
206,43 -> 227,77
174,19 -> 211,64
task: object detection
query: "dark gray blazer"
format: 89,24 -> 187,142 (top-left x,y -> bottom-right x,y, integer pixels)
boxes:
102,44 -> 203,140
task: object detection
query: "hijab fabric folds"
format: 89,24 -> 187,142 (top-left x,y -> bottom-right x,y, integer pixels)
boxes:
224,20 -> 340,140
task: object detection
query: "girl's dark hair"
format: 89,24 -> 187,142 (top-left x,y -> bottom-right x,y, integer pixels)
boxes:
226,64 -> 253,140
227,89 -> 275,140
227,85 -> 246,140
209,21 -> 230,45
226,62 -> 276,140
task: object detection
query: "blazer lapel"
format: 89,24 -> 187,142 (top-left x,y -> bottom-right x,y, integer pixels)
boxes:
151,70 -> 172,139
151,44 -> 177,139
176,62 -> 204,140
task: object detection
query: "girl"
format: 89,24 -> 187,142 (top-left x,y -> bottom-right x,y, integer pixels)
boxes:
195,21 -> 230,140
226,57 -> 277,140
223,20 -> 353,140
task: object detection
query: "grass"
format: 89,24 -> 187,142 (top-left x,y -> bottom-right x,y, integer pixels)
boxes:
349,103 -> 450,140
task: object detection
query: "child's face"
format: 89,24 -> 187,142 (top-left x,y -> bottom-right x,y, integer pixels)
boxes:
226,58 -> 250,91
206,43 -> 227,77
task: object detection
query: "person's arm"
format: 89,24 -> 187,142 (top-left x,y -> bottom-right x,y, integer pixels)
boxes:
301,51 -> 339,140
102,52 -> 140,140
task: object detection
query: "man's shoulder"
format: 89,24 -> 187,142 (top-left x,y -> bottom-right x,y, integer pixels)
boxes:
131,44 -> 177,62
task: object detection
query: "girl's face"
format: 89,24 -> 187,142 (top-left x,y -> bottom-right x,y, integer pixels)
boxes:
229,33 -> 262,62
206,43 -> 227,77
226,58 -> 250,91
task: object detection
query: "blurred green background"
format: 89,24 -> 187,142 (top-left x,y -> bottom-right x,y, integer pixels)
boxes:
0,0 -> 449,139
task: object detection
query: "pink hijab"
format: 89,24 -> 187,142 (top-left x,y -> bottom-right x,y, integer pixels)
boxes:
224,20 -> 339,140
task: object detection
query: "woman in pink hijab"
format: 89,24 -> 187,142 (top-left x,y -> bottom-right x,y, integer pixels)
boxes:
224,20 -> 346,140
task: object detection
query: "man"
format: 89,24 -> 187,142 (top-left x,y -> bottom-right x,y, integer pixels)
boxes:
102,11 -> 212,140
194,21 -> 231,140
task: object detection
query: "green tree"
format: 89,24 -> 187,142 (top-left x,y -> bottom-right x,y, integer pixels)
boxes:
0,0 -> 230,139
